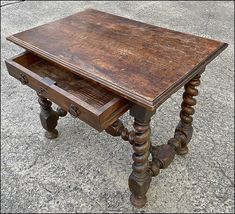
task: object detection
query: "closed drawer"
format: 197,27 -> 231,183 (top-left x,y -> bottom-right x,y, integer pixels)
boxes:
5,52 -> 129,131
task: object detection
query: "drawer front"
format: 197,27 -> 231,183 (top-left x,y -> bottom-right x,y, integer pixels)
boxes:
5,53 -> 129,131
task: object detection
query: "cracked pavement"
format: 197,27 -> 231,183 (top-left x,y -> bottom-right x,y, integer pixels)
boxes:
1,1 -> 234,213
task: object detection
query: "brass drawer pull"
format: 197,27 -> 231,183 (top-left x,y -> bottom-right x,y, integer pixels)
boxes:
19,73 -> 28,85
68,104 -> 80,118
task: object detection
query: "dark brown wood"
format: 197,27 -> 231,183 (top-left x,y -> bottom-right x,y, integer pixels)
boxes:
105,73 -> 202,206
105,119 -> 177,178
128,106 -> 155,208
5,52 -> 129,131
38,95 -> 59,139
105,119 -> 135,143
168,74 -> 201,155
56,107 -> 67,117
151,144 -> 176,169
6,9 -> 228,110
149,74 -> 202,178
5,8 -> 228,209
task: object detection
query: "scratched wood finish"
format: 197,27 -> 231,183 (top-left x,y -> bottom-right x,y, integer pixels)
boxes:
29,59 -> 115,109
7,9 -> 228,110
5,52 -> 129,131
38,95 -> 59,139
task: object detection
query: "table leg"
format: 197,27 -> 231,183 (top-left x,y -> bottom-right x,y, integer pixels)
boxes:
128,105 -> 155,208
38,95 -> 59,139
105,74 -> 201,208
173,74 -> 201,155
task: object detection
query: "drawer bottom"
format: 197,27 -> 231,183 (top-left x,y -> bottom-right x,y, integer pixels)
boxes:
6,52 -> 129,131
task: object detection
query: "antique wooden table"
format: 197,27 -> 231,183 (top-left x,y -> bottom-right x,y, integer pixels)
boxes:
6,9 -> 228,208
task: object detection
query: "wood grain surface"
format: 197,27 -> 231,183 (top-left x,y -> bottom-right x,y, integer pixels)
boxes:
29,60 -> 115,109
7,9 -> 228,110
6,52 -> 129,131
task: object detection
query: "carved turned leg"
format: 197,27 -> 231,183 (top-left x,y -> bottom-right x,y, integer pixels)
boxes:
105,106 -> 155,207
168,74 -> 201,155
128,105 -> 155,208
105,74 -> 202,208
38,95 -> 59,139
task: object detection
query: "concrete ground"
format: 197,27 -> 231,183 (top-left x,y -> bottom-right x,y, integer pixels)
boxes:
1,1 -> 234,213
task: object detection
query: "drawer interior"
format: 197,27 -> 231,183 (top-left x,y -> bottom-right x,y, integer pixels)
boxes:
13,52 -> 118,109
8,52 -> 129,131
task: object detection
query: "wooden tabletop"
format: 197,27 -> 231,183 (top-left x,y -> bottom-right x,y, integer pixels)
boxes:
7,9 -> 228,110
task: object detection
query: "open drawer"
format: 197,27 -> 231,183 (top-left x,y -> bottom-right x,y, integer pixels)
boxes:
5,52 -> 129,131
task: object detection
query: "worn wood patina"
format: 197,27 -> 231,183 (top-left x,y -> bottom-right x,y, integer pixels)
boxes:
5,9 -> 228,208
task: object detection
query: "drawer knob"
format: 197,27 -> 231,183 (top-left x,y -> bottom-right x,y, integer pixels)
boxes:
19,73 -> 28,85
68,104 -> 80,118
37,87 -> 48,96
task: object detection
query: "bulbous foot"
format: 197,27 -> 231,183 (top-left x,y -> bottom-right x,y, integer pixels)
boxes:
176,145 -> 189,155
45,129 -> 58,139
130,194 -> 147,208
